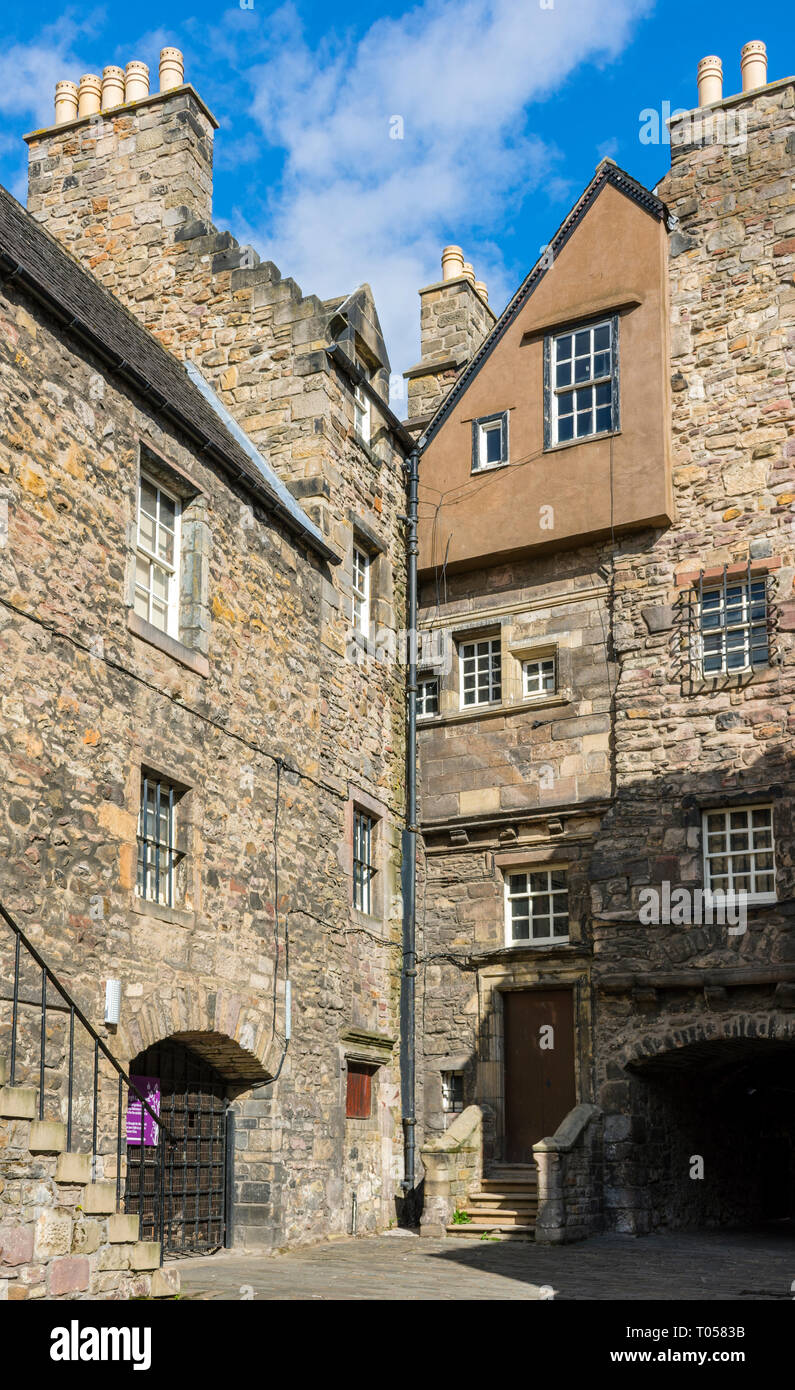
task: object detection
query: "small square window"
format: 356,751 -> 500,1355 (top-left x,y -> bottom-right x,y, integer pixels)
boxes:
346,1063 -> 374,1119
472,413 -> 508,472
505,868 -> 569,946
441,1071 -> 464,1114
702,805 -> 775,902
459,638 -> 501,708
417,677 -> 440,719
523,656 -> 556,698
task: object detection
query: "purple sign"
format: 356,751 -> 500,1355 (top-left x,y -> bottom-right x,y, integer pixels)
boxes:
126,1075 -> 160,1146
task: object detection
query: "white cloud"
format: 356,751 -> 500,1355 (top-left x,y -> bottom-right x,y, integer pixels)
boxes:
597,136 -> 620,161
228,0 -> 651,386
0,1 -> 651,394
0,11 -> 104,123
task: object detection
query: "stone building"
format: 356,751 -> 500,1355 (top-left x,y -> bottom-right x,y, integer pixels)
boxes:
409,40 -> 795,1239
0,49 -> 410,1296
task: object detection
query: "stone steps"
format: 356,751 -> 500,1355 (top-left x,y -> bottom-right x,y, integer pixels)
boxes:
0,1064 -> 179,1300
447,1168 -> 538,1239
446,1223 -> 537,1240
465,1201 -> 538,1218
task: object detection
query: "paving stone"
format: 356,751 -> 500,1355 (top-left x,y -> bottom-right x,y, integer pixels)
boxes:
176,1229 -> 795,1302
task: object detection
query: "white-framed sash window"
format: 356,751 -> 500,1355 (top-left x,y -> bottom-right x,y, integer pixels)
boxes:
702,805 -> 775,903
459,637 -> 501,708
352,544 -> 370,635
134,473 -> 180,637
547,317 -> 618,445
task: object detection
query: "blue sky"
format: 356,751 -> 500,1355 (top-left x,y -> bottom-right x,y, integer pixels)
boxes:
1,0 -> 793,393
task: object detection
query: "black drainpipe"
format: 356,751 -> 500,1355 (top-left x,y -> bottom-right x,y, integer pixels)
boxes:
400,446 -> 419,1209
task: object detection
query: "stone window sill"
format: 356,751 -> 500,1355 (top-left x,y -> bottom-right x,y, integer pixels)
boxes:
351,906 -> 384,936
544,428 -> 621,455
433,694 -> 569,727
352,433 -> 380,467
131,896 -> 196,930
127,609 -> 209,678
505,938 -> 571,950
702,892 -> 777,910
470,459 -> 513,477
467,942 -> 588,966
685,667 -> 775,695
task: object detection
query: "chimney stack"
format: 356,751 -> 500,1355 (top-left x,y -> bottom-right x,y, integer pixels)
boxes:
101,66 -> 125,112
54,80 -> 78,125
124,61 -> 150,103
159,47 -> 185,93
697,55 -> 723,107
741,40 -> 767,91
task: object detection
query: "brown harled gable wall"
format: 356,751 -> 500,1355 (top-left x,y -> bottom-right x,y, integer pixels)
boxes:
418,181 -> 673,576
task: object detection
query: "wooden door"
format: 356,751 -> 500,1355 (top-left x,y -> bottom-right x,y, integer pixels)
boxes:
503,988 -> 576,1164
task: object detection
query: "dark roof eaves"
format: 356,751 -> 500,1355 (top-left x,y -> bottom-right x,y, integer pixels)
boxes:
0,186 -> 340,565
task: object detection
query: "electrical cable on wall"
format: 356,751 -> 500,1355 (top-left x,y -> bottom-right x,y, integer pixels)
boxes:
0,593 -> 345,805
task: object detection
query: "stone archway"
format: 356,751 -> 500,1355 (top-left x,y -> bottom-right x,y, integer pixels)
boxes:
124,1031 -> 268,1255
602,1013 -> 795,1232
116,982 -> 283,1085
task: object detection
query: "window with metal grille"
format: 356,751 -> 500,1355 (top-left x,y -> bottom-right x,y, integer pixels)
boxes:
134,473 -> 180,636
696,574 -> 769,676
136,775 -> 183,907
459,637 -> 501,708
472,412 -> 509,471
546,317 -> 618,446
353,808 -> 376,914
352,545 -> 370,635
703,806 -> 775,902
441,1071 -> 464,1114
523,656 -> 556,697
505,869 -> 569,945
417,677 -> 439,718
346,1063 -> 373,1118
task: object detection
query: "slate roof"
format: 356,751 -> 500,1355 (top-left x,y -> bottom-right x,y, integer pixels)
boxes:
419,160 -> 668,450
0,183 -> 339,565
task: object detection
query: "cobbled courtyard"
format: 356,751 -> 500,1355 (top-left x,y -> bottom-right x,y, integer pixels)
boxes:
176,1226 -> 795,1301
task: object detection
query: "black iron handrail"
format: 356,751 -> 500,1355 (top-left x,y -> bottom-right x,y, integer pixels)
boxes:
0,899 -> 176,1254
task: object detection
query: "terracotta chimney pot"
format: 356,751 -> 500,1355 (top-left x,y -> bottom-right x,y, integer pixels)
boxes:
101,66 -> 125,111
741,41 -> 767,91
77,74 -> 102,119
125,61 -> 150,104
463,261 -> 476,288
441,245 -> 465,282
54,80 -> 79,125
159,47 -> 184,92
696,55 -> 723,107
474,280 -> 488,302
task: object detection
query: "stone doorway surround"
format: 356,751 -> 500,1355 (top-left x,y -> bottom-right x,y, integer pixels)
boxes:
474,954 -> 592,1166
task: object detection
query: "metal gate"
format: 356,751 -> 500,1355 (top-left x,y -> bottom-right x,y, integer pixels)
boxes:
124,1039 -> 228,1255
